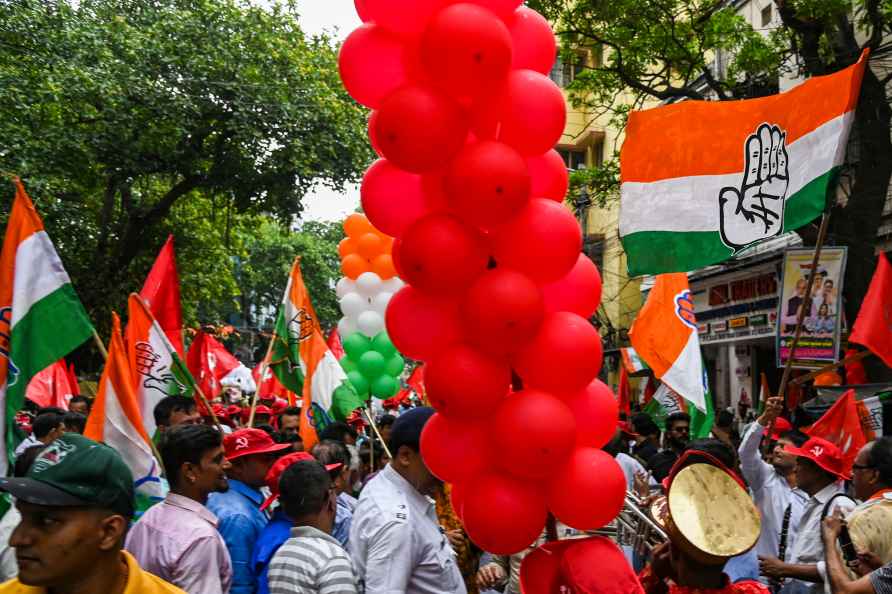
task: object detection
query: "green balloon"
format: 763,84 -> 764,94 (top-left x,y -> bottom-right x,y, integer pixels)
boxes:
371,375 -> 399,398
347,370 -> 369,396
340,357 -> 358,374
371,331 -> 397,357
343,332 -> 371,360
358,351 -> 387,377
385,354 -> 405,377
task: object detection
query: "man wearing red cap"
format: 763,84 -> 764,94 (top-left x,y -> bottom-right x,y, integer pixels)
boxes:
738,397 -> 809,583
758,436 -> 855,593
207,428 -> 291,594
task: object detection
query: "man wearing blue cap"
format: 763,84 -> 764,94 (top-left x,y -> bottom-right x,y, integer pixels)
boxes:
349,407 -> 466,594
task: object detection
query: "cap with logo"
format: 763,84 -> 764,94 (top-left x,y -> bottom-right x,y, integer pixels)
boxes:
259,452 -> 343,511
762,417 -> 792,440
224,428 -> 290,461
0,433 -> 135,518
784,436 -> 849,480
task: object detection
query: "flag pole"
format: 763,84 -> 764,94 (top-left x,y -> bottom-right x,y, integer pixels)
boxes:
363,407 -> 392,459
248,332 -> 276,428
790,349 -> 872,386
767,213 -> 831,450
91,328 -> 167,476
193,382 -> 223,432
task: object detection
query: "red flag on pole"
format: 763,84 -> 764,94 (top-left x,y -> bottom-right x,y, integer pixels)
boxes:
327,328 -> 345,360
252,355 -> 290,400
186,331 -> 240,399
66,362 -> 80,396
804,389 -> 866,475
849,253 -> 892,368
25,360 -> 75,410
140,235 -> 185,357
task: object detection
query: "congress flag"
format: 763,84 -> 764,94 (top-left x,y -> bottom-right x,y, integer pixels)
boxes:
126,294 -> 196,436
270,259 -> 363,449
85,314 -> 164,513
620,52 -> 868,276
630,273 -> 706,412
0,180 -> 93,473
140,235 -> 185,356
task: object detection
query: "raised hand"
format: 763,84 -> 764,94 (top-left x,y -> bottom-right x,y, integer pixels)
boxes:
719,123 -> 789,251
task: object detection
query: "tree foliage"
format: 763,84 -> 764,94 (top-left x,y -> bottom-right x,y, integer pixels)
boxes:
0,0 -> 372,343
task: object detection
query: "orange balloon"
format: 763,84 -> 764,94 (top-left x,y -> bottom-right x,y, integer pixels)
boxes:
372,254 -> 397,279
379,233 -> 395,253
344,213 -> 374,238
338,237 -> 358,258
357,232 -> 384,260
342,254 -> 372,279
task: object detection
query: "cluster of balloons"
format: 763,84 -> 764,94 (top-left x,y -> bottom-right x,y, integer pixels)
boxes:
340,331 -> 405,398
336,213 -> 404,339
340,0 -> 625,555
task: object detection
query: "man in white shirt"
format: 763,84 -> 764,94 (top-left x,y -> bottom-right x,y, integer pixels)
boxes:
349,407 -> 466,594
759,436 -> 855,594
739,396 -> 810,581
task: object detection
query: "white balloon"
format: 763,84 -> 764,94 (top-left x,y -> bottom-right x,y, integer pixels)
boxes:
370,292 -> 393,316
338,317 -> 357,338
339,292 -> 366,318
355,272 -> 383,299
357,310 -> 385,337
336,277 -> 356,299
382,277 -> 404,293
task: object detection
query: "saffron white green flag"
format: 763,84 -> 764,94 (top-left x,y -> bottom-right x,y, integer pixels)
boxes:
620,52 -> 868,276
0,180 -> 93,473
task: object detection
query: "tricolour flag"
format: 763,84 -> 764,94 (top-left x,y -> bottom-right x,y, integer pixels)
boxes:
0,180 -> 93,473
630,273 -> 706,412
620,52 -> 868,276
270,259 -> 363,449
644,372 -> 715,439
126,294 -> 196,436
140,235 -> 185,357
85,313 -> 164,513
620,347 -> 649,374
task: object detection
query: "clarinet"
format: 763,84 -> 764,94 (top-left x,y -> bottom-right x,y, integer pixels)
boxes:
771,505 -> 793,594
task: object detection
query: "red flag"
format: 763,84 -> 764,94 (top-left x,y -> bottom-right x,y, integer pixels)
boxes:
849,253 -> 892,367
67,362 -> 80,396
25,360 -> 75,410
804,389 -> 866,475
140,235 -> 185,357
186,331 -> 240,398
643,375 -> 657,404
252,354 -> 290,400
327,328 -> 345,360
844,348 -> 869,385
617,366 -> 631,418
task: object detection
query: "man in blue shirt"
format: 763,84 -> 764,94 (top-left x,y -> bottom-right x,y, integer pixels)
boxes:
311,439 -> 356,548
208,427 -> 290,594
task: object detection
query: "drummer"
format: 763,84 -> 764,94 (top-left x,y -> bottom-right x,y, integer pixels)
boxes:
639,443 -> 769,594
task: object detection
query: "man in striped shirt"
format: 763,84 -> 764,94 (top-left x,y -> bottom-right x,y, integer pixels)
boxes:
268,460 -> 358,594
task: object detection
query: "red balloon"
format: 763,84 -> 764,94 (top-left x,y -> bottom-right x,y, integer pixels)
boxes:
368,111 -> 383,157
391,237 -> 406,278
527,149 -> 569,201
493,389 -> 576,480
339,24 -> 409,109
498,70 -> 566,155
562,380 -> 619,449
548,448 -> 625,530
420,4 -> 513,99
366,0 -> 445,34
465,0 -> 523,18
462,268 -> 544,357
425,344 -> 511,418
421,172 -> 452,213
361,160 -> 431,237
514,312 -> 603,392
540,254 -> 603,318
397,214 -> 489,293
355,0 -> 372,21
445,141 -> 530,228
385,286 -> 463,361
420,414 -> 489,483
507,7 -> 556,75
374,86 -> 469,173
491,198 -> 581,283
462,472 -> 547,555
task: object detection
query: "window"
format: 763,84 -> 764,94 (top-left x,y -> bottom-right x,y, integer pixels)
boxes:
549,52 -> 586,88
557,147 -> 587,170
583,234 -> 605,271
761,5 -> 772,27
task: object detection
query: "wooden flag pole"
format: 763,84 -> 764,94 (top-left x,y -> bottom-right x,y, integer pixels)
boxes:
248,332 -> 277,428
193,381 -> 223,432
765,213 -> 831,452
364,407 -> 392,459
91,328 -> 109,359
790,349 -> 873,386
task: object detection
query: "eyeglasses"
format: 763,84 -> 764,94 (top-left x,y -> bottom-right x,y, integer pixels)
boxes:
851,464 -> 875,472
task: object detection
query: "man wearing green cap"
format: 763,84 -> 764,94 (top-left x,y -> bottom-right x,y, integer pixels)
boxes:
0,433 -> 185,593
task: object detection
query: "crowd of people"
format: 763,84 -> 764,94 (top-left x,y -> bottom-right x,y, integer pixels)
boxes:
2,393 -> 892,594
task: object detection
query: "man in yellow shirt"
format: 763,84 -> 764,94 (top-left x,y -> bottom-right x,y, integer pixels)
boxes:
0,433 -> 184,594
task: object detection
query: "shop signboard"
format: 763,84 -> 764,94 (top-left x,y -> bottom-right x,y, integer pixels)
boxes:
776,247 -> 847,368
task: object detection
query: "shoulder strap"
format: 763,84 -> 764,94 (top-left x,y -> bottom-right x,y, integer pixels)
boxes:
822,492 -> 852,520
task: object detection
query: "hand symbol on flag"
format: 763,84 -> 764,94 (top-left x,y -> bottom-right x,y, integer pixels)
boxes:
719,123 -> 789,251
